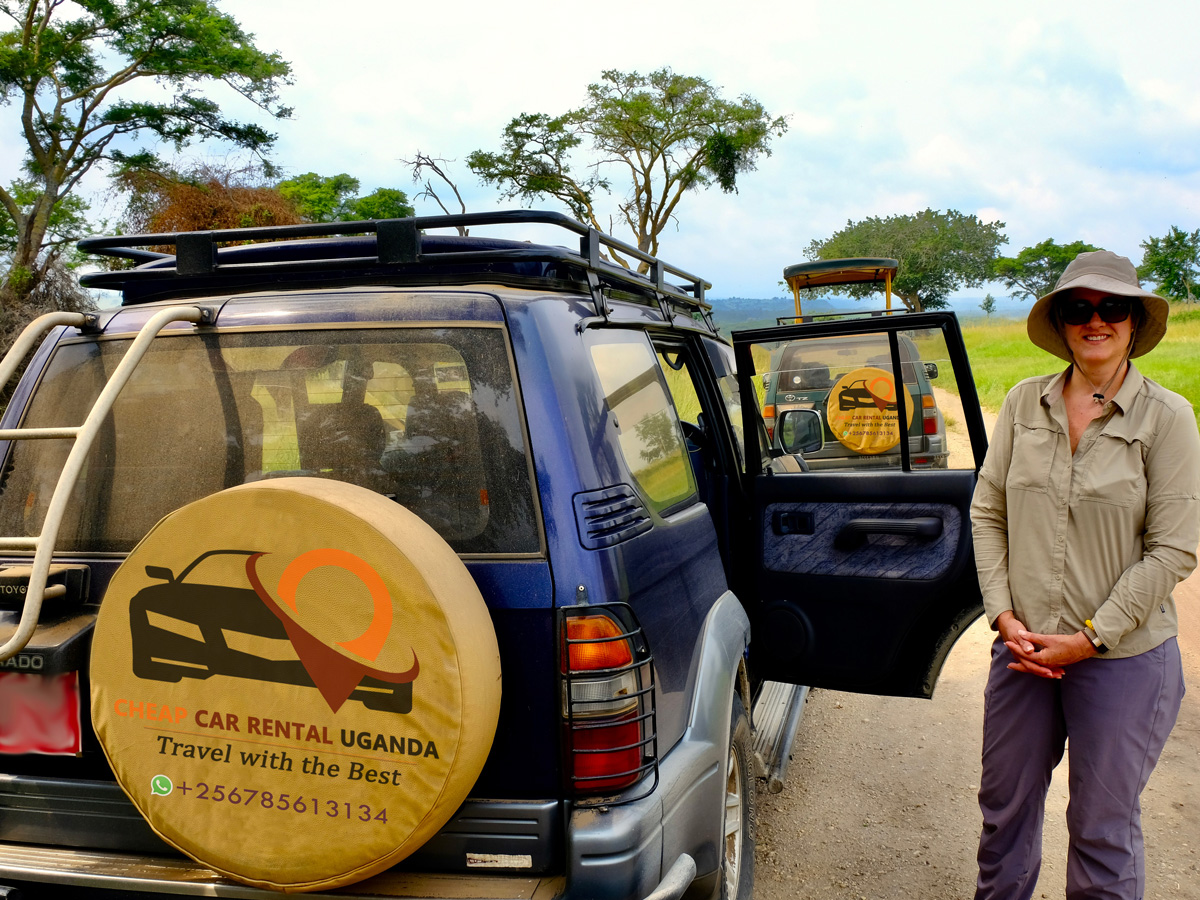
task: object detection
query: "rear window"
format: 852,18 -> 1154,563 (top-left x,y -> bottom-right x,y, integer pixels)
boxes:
777,335 -> 917,389
0,326 -> 539,555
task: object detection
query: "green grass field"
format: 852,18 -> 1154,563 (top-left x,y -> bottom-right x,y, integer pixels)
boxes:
962,306 -> 1200,424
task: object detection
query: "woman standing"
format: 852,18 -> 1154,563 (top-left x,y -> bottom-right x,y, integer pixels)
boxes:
970,250 -> 1200,900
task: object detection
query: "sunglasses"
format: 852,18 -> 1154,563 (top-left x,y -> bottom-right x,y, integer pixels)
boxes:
1057,297 -> 1133,326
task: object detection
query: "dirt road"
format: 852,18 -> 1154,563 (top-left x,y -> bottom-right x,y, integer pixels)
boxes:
754,396 -> 1200,899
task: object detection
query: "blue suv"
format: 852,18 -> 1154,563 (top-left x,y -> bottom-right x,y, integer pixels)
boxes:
0,212 -> 990,899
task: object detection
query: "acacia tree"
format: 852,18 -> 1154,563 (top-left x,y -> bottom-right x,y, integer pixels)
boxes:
1138,225 -> 1200,303
0,0 -> 291,304
991,238 -> 1100,302
467,68 -> 787,269
805,209 -> 1007,311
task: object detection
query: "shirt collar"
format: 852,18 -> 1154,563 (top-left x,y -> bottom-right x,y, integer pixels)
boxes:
1038,362 -> 1145,414
1109,362 -> 1144,414
1040,367 -> 1071,408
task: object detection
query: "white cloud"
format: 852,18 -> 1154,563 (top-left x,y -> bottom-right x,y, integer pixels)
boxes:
4,0 -> 1200,296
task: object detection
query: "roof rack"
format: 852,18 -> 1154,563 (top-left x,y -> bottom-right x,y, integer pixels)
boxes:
782,257 -> 899,318
78,210 -> 713,325
775,307 -> 911,326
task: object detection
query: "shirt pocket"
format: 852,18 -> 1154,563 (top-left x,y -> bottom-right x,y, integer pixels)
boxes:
1078,433 -> 1146,508
1006,423 -> 1058,493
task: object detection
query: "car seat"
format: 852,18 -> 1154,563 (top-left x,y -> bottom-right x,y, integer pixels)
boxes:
798,363 -> 832,390
392,385 -> 488,539
297,400 -> 388,490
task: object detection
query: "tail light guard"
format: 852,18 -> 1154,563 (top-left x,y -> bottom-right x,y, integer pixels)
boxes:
558,601 -> 658,808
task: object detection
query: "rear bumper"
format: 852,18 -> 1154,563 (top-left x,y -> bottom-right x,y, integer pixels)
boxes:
0,733 -> 717,900
0,846 -> 566,898
0,594 -> 748,900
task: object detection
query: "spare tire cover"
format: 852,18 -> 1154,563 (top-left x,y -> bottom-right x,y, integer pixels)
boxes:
90,478 -> 501,892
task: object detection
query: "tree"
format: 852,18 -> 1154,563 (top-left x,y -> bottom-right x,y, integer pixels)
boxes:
468,67 -> 787,270
991,238 -> 1100,302
805,209 -> 1007,312
980,293 -> 996,318
112,160 -> 301,235
401,151 -> 469,235
276,172 -> 359,222
1138,226 -> 1200,303
0,0 -> 291,304
347,187 -> 413,221
276,172 -> 414,222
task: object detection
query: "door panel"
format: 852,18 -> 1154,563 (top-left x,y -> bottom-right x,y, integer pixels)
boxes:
733,312 -> 988,698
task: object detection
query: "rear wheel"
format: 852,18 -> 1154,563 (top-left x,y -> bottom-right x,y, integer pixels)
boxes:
722,695 -> 756,900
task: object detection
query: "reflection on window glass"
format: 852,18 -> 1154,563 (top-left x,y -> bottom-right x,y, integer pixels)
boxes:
0,329 -> 539,554
754,327 -> 968,471
591,337 -> 696,513
705,341 -> 746,469
656,350 -> 702,426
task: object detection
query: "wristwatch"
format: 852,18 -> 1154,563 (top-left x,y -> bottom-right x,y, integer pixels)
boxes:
1084,620 -> 1109,654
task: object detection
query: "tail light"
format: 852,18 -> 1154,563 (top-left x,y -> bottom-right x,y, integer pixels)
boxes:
921,394 -> 938,436
763,404 -> 776,440
560,604 -> 657,803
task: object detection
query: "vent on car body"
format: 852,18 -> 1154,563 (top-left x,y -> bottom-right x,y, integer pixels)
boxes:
573,486 -> 652,549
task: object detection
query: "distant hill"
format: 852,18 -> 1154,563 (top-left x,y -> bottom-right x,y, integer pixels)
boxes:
708,293 -> 1031,333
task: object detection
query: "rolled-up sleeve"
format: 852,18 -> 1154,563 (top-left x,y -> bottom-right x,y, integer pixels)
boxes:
1091,404 -> 1200,649
971,394 -> 1016,628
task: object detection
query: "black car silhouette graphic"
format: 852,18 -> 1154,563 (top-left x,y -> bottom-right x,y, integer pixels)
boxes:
836,379 -> 897,412
128,550 -> 412,713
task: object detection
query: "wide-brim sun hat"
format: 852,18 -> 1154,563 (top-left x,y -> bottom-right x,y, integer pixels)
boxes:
1027,250 -> 1169,360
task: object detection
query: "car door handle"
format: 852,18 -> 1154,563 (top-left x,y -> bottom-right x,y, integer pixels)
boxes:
833,516 -> 943,552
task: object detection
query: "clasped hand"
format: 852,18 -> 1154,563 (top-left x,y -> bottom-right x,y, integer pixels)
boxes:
995,610 -> 1097,679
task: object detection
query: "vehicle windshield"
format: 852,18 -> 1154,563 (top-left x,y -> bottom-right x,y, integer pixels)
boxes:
776,335 -> 917,390
0,326 -> 539,555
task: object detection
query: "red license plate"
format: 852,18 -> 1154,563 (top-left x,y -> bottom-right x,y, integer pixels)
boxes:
0,670 -> 82,755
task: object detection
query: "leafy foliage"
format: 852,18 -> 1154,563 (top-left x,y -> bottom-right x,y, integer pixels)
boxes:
980,293 -> 996,317
0,0 -> 291,304
1138,226 -> 1200,302
276,173 -> 414,223
347,188 -> 414,222
112,161 -> 301,236
276,172 -> 360,222
468,67 -> 787,269
114,163 -> 415,238
991,238 -> 1100,302
805,209 -> 1007,312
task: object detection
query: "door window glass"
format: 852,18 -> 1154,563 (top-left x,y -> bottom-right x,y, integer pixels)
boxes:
590,336 -> 696,514
703,340 -> 747,470
749,326 -> 970,472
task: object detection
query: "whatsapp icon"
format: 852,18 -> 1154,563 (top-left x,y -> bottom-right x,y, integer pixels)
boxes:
150,775 -> 173,796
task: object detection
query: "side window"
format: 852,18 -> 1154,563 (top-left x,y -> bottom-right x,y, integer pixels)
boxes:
703,339 -> 747,470
656,348 -> 703,427
748,326 -> 972,472
590,335 -> 697,513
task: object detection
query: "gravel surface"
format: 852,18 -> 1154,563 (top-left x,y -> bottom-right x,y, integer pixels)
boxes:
753,394 -> 1200,899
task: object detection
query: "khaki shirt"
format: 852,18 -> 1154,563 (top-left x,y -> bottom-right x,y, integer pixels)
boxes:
971,363 -> 1200,657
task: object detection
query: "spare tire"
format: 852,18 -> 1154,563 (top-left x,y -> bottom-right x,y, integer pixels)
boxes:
90,478 -> 502,892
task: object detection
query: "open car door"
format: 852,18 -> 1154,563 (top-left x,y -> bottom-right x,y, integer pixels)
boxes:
733,311 -> 990,698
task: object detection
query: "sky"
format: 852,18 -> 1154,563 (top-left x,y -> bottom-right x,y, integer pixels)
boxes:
6,0 -> 1200,300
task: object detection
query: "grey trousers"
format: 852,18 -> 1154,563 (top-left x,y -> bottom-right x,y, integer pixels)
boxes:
974,636 -> 1184,900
